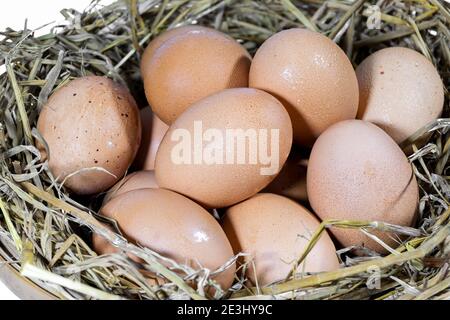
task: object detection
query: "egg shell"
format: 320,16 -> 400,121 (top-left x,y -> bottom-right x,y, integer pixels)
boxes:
140,25 -> 201,74
37,76 -> 141,195
93,188 -> 235,290
356,47 -> 444,143
133,107 -> 169,170
103,170 -> 158,204
141,25 -> 251,124
222,193 -> 339,286
249,28 -> 359,146
307,120 -> 419,252
155,88 -> 293,208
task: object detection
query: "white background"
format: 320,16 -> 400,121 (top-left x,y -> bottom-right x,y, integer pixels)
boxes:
0,0 -> 113,300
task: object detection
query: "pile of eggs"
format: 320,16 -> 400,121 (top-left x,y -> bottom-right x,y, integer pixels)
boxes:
37,25 -> 444,291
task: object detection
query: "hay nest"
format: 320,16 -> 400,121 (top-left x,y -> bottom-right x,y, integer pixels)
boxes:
0,0 -> 449,300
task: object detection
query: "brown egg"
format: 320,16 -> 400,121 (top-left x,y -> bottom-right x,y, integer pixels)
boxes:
103,170 -> 158,204
140,25 -> 201,74
155,88 -> 293,208
249,28 -> 359,146
307,120 -> 419,252
133,107 -> 169,170
37,76 -> 141,195
141,25 -> 251,124
356,47 -> 444,143
222,193 -> 339,286
263,150 -> 308,203
93,188 -> 235,290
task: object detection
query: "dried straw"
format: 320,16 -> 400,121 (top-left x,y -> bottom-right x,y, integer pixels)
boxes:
0,0 -> 449,300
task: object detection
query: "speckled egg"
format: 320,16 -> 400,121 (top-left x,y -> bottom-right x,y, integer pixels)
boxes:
249,28 -> 359,146
103,170 -> 158,204
93,188 -> 235,290
133,107 -> 169,170
37,76 -> 141,195
222,193 -> 340,286
356,47 -> 444,143
141,25 -> 251,124
155,88 -> 293,208
307,120 -> 419,252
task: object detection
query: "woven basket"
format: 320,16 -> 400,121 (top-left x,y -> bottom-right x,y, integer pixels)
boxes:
0,0 -> 449,300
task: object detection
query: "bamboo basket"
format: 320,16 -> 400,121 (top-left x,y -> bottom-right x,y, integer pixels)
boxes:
0,0 -> 449,300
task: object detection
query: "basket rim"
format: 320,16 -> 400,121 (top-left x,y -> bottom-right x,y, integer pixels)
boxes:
0,253 -> 57,300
